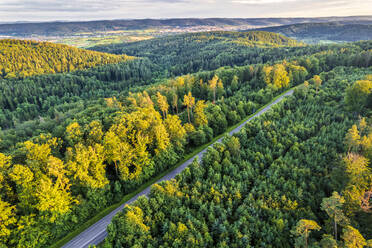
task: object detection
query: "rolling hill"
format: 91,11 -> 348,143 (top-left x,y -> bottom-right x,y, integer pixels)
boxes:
0,39 -> 133,78
91,31 -> 304,76
1,16 -> 372,37
255,22 -> 372,43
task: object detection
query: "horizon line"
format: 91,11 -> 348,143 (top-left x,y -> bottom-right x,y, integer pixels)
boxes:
1,14 -> 372,25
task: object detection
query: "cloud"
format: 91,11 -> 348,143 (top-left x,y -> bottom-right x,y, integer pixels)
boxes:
0,0 -> 370,22
231,0 -> 297,4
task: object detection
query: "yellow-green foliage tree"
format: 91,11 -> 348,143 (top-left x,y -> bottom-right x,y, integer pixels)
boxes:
183,92 -> 195,123
156,92 -> 169,119
311,75 -> 322,93
0,39 -> 132,78
104,106 -> 171,180
0,199 -> 16,244
345,77 -> 372,113
209,75 -> 219,104
9,136 -> 77,223
263,64 -> 290,89
172,93 -> 179,114
342,225 -> 367,248
291,219 -> 321,248
343,119 -> 372,214
321,192 -> 349,241
66,143 -> 108,189
194,100 -> 208,127
164,115 -> 186,149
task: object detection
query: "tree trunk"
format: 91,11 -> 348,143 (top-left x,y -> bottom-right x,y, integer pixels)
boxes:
334,217 -> 337,241
114,161 -> 118,177
187,107 -> 190,123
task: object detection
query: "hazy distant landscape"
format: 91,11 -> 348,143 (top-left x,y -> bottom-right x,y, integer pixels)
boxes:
255,22 -> 372,43
1,16 -> 372,47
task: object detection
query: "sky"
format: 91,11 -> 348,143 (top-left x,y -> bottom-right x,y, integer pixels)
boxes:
0,0 -> 371,23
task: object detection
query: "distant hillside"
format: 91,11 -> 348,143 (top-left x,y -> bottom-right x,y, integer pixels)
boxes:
184,31 -> 303,47
255,22 -> 372,43
1,16 -> 372,37
91,31 -> 303,76
0,39 -> 132,78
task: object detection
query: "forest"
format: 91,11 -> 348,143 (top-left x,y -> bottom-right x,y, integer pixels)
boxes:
90,31 -> 372,76
0,31 -> 371,248
90,31 -> 305,76
104,66 -> 372,247
0,39 -> 132,78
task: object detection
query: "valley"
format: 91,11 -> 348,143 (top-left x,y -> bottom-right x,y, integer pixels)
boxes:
2,16 -> 372,47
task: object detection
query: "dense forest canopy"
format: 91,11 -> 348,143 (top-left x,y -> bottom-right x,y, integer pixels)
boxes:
0,39 -> 132,78
90,31 -> 304,76
0,31 -> 371,248
104,67 -> 372,248
90,31 -> 372,77
1,38 -> 371,152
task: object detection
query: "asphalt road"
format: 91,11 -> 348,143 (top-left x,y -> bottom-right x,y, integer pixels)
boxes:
62,89 -> 294,248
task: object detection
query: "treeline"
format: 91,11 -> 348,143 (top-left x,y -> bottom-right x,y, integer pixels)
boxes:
90,32 -> 372,77
90,31 -> 304,76
0,39 -> 132,78
103,66 -> 372,247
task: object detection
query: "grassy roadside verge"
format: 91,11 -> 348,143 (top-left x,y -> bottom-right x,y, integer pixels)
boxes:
51,85 -> 298,248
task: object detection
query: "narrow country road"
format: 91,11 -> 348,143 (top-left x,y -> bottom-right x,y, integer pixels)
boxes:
62,90 -> 294,248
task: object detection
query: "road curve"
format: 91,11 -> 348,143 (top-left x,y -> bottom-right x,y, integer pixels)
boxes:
62,90 -> 294,248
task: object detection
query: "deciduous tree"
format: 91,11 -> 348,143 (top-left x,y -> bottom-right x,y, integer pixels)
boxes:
194,100 -> 208,127
183,92 -> 195,123
291,219 -> 321,248
342,225 -> 366,248
209,75 -> 218,104
156,92 -> 169,119
321,192 -> 349,241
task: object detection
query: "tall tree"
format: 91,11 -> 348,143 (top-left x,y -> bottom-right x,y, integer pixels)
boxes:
312,75 -> 322,94
303,81 -> 309,99
164,115 -> 186,149
172,93 -> 179,114
209,75 -> 219,104
156,92 -> 169,119
217,79 -> 224,100
194,100 -> 208,127
231,75 -> 239,91
345,125 -> 361,152
321,192 -> 349,241
183,91 -> 195,123
291,219 -> 321,248
342,225 -> 366,248
343,153 -> 372,213
272,64 -> 290,89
